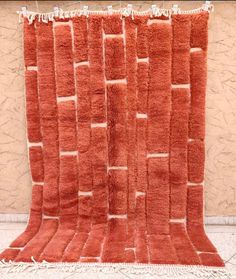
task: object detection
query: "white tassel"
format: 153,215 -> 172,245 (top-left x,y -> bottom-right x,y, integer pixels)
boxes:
150,5 -> 157,18
122,4 -> 133,18
82,6 -> 89,18
54,6 -> 59,17
107,6 -> 113,16
172,4 -> 180,15
41,13 -> 48,23
203,1 -> 214,12
48,12 -> 54,22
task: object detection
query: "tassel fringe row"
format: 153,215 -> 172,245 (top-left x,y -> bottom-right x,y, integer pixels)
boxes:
0,259 -> 230,279
17,2 -> 214,24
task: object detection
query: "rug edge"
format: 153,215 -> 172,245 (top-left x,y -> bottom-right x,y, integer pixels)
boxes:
0,260 -> 231,279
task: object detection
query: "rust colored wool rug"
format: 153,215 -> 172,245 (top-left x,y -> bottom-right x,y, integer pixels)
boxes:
0,6 -> 227,278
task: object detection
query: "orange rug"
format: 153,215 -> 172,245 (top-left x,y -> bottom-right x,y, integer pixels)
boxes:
0,7 -> 226,276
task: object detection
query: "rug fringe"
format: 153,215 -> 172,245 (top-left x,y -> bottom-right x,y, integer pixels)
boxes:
0,259 -> 230,278
17,2 -> 214,24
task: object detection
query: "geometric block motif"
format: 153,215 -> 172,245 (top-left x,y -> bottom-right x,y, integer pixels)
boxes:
0,11 -> 224,267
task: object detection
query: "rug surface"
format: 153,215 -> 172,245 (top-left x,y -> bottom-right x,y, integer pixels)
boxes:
0,11 -> 224,267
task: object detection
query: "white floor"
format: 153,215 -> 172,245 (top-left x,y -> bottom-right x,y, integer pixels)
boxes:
0,223 -> 235,278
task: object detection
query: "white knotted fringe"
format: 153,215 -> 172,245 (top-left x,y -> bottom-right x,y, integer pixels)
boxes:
17,2 -> 214,25
0,259 -> 230,279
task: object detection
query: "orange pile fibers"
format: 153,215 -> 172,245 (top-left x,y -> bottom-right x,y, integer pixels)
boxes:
0,12 -> 224,267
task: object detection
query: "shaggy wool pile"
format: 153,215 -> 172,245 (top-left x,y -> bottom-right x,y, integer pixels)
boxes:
0,11 -> 224,267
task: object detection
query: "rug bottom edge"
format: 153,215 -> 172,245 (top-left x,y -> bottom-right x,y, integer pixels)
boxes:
0,261 -> 230,279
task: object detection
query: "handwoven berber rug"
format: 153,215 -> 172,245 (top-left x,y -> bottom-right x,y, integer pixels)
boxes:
0,4 -> 228,278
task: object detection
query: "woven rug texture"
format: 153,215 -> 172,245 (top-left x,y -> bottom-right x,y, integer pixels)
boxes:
0,11 -> 224,267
